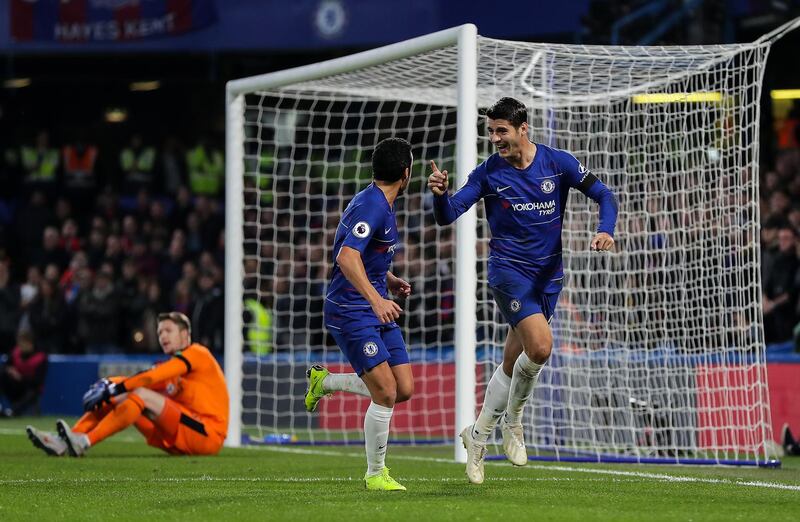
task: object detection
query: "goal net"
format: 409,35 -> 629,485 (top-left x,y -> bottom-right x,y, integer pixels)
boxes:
225,23 -> 797,466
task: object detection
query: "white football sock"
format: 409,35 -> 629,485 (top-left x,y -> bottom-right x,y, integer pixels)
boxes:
472,365 -> 512,444
364,402 -> 393,476
323,373 -> 370,396
505,352 -> 545,426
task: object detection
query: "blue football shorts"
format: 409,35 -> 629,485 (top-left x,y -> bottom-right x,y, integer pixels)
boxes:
328,323 -> 410,376
489,279 -> 560,328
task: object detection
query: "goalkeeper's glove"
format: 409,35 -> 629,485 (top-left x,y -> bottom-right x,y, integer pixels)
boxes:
82,379 -> 127,412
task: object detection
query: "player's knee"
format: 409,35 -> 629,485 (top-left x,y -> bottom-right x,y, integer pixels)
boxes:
395,383 -> 414,403
130,388 -> 157,409
371,386 -> 397,407
525,340 -> 552,364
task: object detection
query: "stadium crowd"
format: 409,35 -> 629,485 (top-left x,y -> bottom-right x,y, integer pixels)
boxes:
0,132 -> 226,357
761,104 -> 800,346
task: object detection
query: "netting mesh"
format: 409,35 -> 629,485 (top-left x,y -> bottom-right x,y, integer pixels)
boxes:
234,35 -> 776,463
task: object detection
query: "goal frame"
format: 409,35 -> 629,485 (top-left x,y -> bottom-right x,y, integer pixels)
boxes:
224,19 -> 800,467
224,24 -> 480,462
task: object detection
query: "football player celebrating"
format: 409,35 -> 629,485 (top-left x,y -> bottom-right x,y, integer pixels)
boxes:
429,97 -> 617,484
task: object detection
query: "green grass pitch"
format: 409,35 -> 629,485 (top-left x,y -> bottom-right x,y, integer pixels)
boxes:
1,417 -> 798,521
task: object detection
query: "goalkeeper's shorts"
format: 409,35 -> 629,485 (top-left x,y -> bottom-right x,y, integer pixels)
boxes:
135,397 -> 224,456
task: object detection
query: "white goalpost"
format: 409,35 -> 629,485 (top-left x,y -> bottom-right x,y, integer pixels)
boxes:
225,20 -> 800,466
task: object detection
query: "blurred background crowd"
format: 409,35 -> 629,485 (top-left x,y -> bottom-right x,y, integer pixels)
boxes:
0,132 -> 226,355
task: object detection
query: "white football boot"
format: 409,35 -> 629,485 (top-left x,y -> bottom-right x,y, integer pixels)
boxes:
56,419 -> 89,457
27,426 -> 67,456
501,422 -> 528,466
460,425 -> 487,484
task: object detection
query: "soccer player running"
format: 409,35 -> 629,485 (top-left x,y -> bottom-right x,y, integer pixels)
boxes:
428,97 -> 618,484
27,312 -> 228,457
304,137 -> 413,491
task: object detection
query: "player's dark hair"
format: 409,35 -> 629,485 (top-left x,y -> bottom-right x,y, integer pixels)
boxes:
485,97 -> 528,128
372,137 -> 412,182
158,311 -> 192,334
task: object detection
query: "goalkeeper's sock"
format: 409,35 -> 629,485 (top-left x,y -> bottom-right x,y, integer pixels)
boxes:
505,352 -> 545,426
86,394 -> 146,446
72,403 -> 115,434
364,402 -> 393,476
472,365 -> 512,444
324,373 -> 370,397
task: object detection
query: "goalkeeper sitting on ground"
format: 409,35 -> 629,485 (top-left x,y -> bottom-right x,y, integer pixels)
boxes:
27,312 -> 229,457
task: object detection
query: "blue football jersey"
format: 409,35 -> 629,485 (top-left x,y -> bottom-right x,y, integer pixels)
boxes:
325,182 -> 400,327
433,144 -> 618,293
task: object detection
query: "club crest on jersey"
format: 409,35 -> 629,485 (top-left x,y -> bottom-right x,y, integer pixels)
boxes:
363,341 -> 379,357
510,299 -> 521,313
353,221 -> 371,238
541,179 -> 555,194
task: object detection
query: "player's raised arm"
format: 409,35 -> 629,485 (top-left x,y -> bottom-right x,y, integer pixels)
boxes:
429,160 -> 486,226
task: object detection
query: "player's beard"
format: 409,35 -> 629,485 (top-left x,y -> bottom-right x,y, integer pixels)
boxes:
397,174 -> 410,197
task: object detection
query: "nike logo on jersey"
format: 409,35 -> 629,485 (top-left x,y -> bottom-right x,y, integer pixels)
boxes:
384,228 -> 391,234
497,186 -> 512,192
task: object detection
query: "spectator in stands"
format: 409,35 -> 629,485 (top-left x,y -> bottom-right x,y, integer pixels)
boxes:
763,226 -> 799,343
777,102 -> 800,151
60,219 -> 82,254
32,226 -> 69,272
85,227 -> 106,269
139,279 -> 167,352
19,266 -> 41,312
0,261 -> 20,354
194,196 -> 224,250
0,330 -> 47,417
184,212 -> 204,255
20,131 -> 59,198
120,133 -> 157,194
172,278 -> 193,316
171,185 -> 193,230
192,270 -> 224,352
15,191 -> 53,269
28,278 -> 67,354
186,136 -> 224,197
161,136 -> 186,195
62,136 -> 99,214
158,234 -> 185,295
118,259 -> 148,351
76,269 -> 121,354
119,215 -> 139,254
104,234 -> 124,273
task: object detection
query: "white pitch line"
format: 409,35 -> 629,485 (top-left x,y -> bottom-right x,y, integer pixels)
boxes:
254,445 -> 800,492
1,476 -> 606,486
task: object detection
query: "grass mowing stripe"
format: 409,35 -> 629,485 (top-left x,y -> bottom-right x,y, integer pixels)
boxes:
256,444 -> 800,492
